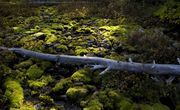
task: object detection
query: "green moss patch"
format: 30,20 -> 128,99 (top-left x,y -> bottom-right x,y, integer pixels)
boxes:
71,69 -> 92,83
52,78 -> 73,94
26,64 -> 44,79
66,86 -> 89,102
28,75 -> 53,89
4,79 -> 24,108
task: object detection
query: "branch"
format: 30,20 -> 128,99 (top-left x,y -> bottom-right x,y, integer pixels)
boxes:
3,47 -> 180,76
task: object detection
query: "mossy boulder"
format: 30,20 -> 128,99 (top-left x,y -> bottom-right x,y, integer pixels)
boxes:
28,75 -> 53,89
26,64 -> 44,79
83,99 -> 103,110
66,86 -> 89,102
4,79 -> 24,108
71,69 -> 91,83
52,78 -> 73,94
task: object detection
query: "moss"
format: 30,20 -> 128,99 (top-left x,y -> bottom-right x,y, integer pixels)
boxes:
56,45 -> 68,53
4,79 -> 24,108
39,95 -> 54,104
14,60 -> 33,69
52,78 -> 73,94
10,102 -> 35,110
71,69 -> 91,83
26,64 -> 44,79
45,34 -> 57,44
152,103 -> 170,110
66,86 -> 88,102
75,48 -> 88,56
28,75 -> 53,89
83,99 -> 103,110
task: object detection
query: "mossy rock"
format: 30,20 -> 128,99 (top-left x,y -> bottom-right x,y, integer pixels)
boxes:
66,86 -> 89,102
28,75 -> 53,89
152,103 -> 170,110
52,78 -> 73,94
4,79 -> 24,108
71,69 -> 91,83
14,60 -> 33,69
83,99 -> 103,110
26,64 -> 44,79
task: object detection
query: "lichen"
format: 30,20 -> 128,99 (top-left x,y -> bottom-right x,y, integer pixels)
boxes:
26,64 -> 44,79
4,79 -> 24,108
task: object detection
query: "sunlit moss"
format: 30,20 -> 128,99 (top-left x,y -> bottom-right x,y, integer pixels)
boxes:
4,79 -> 24,108
26,64 -> 44,79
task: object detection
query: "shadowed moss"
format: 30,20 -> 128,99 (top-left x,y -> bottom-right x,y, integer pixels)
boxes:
4,79 -> 24,108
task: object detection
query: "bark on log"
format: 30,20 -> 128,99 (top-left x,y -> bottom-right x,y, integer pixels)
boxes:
5,47 -> 180,76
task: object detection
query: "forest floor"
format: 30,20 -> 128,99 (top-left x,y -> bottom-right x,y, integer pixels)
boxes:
0,4 -> 180,110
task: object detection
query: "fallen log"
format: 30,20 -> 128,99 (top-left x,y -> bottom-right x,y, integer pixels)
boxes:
1,47 -> 180,84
